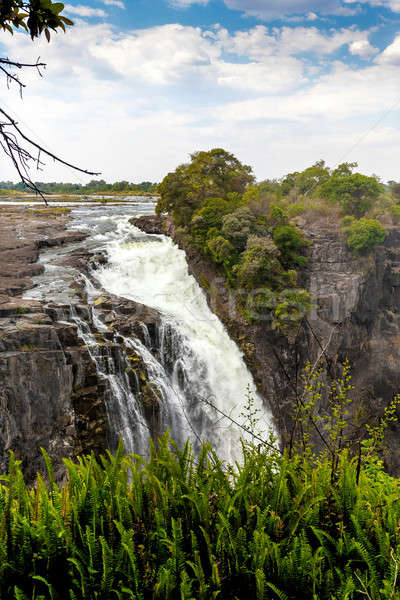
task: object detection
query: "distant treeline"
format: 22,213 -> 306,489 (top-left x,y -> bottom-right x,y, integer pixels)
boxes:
0,179 -> 159,194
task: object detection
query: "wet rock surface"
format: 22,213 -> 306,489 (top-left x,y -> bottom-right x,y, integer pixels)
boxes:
0,208 -> 106,482
129,215 -> 166,235
0,299 -> 108,484
0,207 -> 163,481
0,207 -> 87,298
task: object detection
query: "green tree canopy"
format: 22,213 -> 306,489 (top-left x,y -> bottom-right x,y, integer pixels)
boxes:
342,217 -> 387,252
156,148 -> 254,225
320,172 -> 383,216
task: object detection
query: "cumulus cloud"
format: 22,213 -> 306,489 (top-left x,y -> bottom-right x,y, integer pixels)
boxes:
0,20 -> 398,183
349,39 -> 378,57
375,33 -> 400,63
64,4 -> 106,17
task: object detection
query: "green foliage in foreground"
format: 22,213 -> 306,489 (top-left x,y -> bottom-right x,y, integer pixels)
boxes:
1,437 -> 400,600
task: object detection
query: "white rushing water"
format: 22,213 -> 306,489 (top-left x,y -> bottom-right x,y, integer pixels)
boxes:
23,203 -> 277,464
95,217 -> 276,464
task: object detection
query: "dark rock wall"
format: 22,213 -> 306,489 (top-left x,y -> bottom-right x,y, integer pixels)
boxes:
131,215 -> 400,474
0,301 -> 108,484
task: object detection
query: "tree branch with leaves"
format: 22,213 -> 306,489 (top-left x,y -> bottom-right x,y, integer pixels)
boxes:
0,0 -> 100,201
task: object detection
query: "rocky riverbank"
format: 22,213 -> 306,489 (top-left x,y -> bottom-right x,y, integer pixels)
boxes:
0,206 -> 163,483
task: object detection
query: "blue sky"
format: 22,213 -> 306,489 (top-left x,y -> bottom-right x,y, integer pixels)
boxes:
1,0 -> 400,182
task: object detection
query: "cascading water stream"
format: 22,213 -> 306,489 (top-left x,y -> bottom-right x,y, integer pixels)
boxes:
24,203 -> 277,464
95,217 -> 277,464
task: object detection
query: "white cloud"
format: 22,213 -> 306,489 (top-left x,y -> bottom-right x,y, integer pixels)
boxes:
64,4 -> 106,17
100,0 -> 125,7
349,39 -> 378,57
349,0 -> 400,12
168,0 -> 208,7
0,21 -> 399,184
375,33 -> 400,62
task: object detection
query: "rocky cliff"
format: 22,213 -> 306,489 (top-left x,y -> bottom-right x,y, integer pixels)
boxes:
131,214 -> 400,474
0,207 -> 161,483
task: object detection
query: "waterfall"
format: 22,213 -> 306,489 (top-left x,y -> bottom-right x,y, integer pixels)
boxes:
24,204 -> 277,465
95,218 -> 277,464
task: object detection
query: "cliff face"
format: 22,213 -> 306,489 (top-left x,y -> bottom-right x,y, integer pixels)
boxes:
0,300 -> 108,483
131,214 -> 400,474
0,208 -> 161,483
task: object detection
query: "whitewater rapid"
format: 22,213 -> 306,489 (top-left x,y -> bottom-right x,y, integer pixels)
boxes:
95,217 -> 276,463
24,203 -> 277,464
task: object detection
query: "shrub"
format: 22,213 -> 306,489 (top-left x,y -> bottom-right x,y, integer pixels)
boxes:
233,235 -> 282,290
221,207 -> 256,252
190,197 -> 231,249
272,223 -> 309,267
390,204 -> 400,223
273,288 -> 314,331
342,217 -> 387,252
320,173 -> 383,217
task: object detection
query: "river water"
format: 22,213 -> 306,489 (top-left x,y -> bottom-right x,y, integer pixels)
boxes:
24,202 -> 276,464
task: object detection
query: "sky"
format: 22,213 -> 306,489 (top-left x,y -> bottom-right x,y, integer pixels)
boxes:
1,0 -> 400,183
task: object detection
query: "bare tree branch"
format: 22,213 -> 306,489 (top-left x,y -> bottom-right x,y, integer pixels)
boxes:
0,46 -> 100,199
0,107 -> 101,203
0,57 -> 46,96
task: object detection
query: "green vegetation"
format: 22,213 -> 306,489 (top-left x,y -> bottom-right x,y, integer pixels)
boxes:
342,217 -> 387,253
0,359 -> 399,599
157,151 -> 397,328
1,433 -> 400,599
0,180 -> 158,195
156,148 -> 253,226
0,0 -> 73,40
157,149 -> 313,329
320,171 -> 382,217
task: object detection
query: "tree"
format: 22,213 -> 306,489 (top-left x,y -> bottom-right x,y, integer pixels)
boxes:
342,217 -> 387,252
320,172 -> 382,217
0,1 -> 99,201
221,207 -> 256,252
272,223 -> 309,267
156,148 -> 254,225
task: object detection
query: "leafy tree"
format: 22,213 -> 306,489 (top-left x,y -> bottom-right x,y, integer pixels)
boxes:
342,217 -> 387,252
0,0 -> 73,39
280,160 -> 330,197
320,172 -> 382,216
156,148 -> 254,225
268,202 -> 289,226
272,223 -> 309,267
221,207 -> 256,252
206,235 -> 234,269
331,161 -> 358,177
294,159 -> 331,196
273,288 -> 313,331
280,170 -> 299,196
233,235 -> 283,291
190,197 -> 232,249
